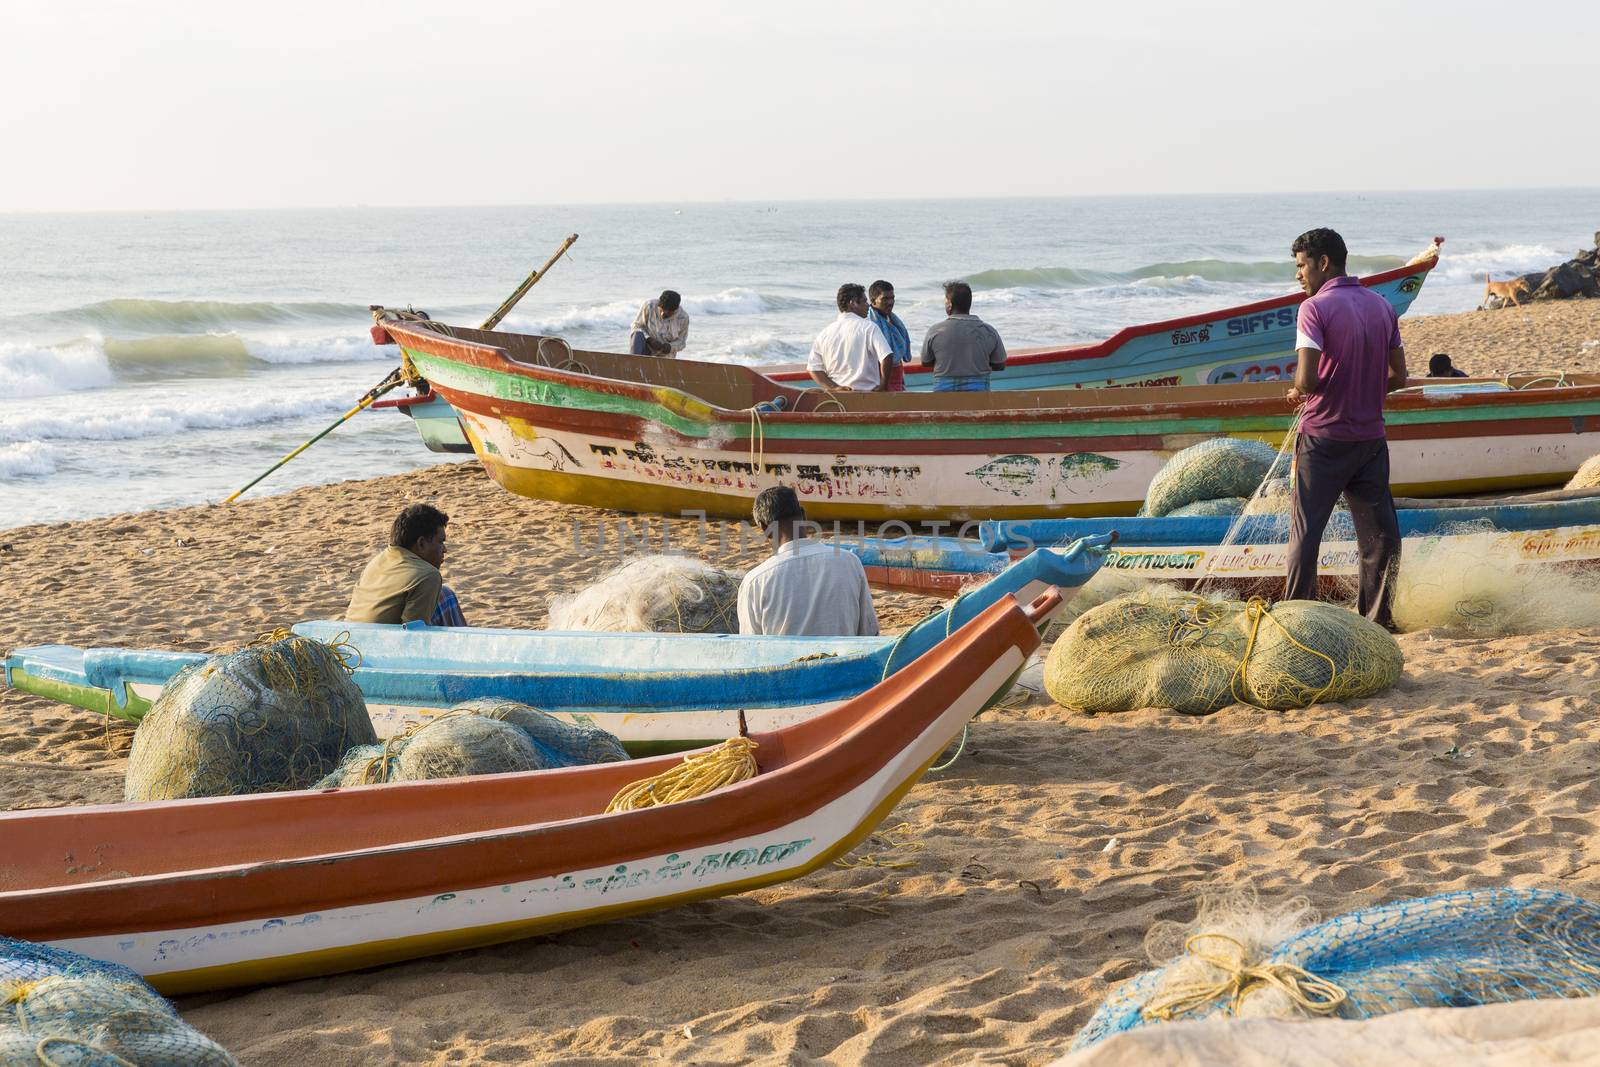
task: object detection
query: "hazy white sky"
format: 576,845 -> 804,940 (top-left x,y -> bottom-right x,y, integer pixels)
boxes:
3,0 -> 1596,212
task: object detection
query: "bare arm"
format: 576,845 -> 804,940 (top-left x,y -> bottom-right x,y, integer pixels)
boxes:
1386,346 -> 1408,393
1291,347 -> 1321,396
810,369 -> 848,391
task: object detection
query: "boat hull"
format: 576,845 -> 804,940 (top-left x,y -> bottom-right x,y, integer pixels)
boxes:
0,593 -> 1053,993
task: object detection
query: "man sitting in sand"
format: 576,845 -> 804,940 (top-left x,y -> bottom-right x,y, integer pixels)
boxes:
920,281 -> 1006,391
1427,353 -> 1469,378
808,283 -> 894,392
1283,227 -> 1406,629
737,486 -> 878,636
629,290 -> 690,357
346,503 -> 468,627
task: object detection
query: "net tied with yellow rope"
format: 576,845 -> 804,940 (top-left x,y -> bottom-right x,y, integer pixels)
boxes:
1141,932 -> 1348,1022
606,737 -> 759,813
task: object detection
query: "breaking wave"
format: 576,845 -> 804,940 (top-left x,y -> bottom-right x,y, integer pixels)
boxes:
11,297 -> 365,334
0,393 -> 355,446
963,254 -> 1407,291
0,340 -> 118,398
0,442 -> 58,481
502,287 -> 790,335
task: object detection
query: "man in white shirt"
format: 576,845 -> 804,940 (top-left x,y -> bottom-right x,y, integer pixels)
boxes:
629,289 -> 690,356
737,486 -> 880,637
807,283 -> 893,391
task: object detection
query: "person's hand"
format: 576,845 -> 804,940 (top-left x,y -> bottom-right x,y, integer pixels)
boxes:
1285,387 -> 1306,408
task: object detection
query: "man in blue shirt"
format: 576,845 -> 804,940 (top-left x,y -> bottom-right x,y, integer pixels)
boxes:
866,280 -> 910,392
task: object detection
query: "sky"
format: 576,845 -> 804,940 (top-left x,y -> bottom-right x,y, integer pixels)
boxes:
3,0 -> 1597,212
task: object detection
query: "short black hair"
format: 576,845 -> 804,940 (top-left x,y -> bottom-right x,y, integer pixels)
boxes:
753,485 -> 804,529
391,503 -> 448,550
836,283 -> 866,312
1290,228 -> 1348,274
943,281 -> 973,314
659,290 -> 682,313
867,280 -> 894,301
1428,353 -> 1454,374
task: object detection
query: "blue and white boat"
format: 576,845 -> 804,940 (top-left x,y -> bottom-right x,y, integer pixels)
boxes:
3,539 -> 1108,753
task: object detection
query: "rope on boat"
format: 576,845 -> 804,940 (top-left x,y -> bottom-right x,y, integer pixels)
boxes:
605,737 -> 759,813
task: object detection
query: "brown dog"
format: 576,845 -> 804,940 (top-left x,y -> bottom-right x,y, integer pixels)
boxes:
1483,272 -> 1532,308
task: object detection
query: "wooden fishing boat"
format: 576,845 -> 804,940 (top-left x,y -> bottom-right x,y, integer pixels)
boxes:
767,253 -> 1440,391
375,256 -> 1438,452
0,588 -> 1058,994
843,489 -> 1600,596
3,543 -> 1103,752
372,310 -> 1600,521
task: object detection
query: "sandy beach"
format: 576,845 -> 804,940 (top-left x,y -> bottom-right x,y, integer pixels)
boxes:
3,301 -> 1599,1064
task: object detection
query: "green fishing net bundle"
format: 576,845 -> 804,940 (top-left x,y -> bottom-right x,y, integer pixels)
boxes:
1,939 -> 234,1066
125,634 -> 375,801
547,555 -> 742,633
1044,586 -> 1403,714
1141,439 -> 1280,518
316,698 -> 629,788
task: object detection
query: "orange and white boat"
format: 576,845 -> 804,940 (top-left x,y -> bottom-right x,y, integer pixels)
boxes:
0,589 -> 1057,994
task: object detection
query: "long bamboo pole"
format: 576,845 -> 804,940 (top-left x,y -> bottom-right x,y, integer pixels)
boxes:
221,234 -> 580,504
481,233 -> 579,330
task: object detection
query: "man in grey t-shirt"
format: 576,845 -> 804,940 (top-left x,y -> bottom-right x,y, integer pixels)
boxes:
920,281 -> 1007,391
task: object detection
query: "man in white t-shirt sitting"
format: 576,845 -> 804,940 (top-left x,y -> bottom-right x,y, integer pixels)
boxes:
737,486 -> 880,637
806,283 -> 894,391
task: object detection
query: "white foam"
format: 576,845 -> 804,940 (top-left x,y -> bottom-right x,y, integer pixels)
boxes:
244,332 -> 389,365
694,331 -> 806,366
0,442 -> 59,480
0,393 -> 352,445
0,339 -> 116,398
1430,243 -> 1567,284
503,287 -> 771,335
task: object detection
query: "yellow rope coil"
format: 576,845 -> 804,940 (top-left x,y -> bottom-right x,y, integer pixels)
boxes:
605,737 -> 759,813
1229,598 -> 1340,708
1142,932 -> 1348,1022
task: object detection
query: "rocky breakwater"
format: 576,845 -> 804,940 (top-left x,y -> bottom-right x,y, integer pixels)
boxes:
1481,232 -> 1600,309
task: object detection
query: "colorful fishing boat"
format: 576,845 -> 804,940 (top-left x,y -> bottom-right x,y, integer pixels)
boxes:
843,489 -> 1600,596
0,588 -> 1057,994
767,250 -> 1440,391
3,543 -> 1103,752
372,311 -> 1600,521
375,254 -> 1439,452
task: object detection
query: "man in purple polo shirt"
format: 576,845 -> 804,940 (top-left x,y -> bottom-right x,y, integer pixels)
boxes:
1283,227 -> 1408,628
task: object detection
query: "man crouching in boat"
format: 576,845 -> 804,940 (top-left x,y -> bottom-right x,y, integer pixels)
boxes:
1283,227 -> 1406,629
737,486 -> 879,637
346,503 -> 468,627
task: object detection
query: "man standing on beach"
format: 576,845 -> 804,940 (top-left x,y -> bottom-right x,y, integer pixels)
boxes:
737,486 -> 879,636
920,281 -> 1006,391
867,280 -> 910,392
629,290 -> 689,357
1283,228 -> 1406,628
808,283 -> 893,391
346,503 -> 468,627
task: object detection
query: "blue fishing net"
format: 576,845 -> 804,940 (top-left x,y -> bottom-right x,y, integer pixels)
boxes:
1073,888 -> 1600,1051
1,937 -> 235,1065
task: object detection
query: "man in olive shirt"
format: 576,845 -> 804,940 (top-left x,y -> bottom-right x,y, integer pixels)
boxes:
346,503 -> 467,626
920,281 -> 1007,391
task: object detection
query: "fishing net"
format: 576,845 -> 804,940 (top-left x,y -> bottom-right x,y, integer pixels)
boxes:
1142,439 -> 1280,519
315,699 -> 628,788
1166,498 -> 1246,518
1072,887 -> 1600,1052
0,938 -> 235,1066
125,634 -> 374,801
1043,587 -> 1402,714
1567,454 -> 1600,490
547,555 -> 742,633
1393,520 -> 1600,635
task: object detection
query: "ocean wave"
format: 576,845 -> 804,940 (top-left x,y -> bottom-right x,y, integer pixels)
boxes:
9,297 -> 367,334
0,393 -> 353,446
0,442 -> 58,481
503,287 -> 777,335
1426,243 -> 1568,284
694,332 -> 807,366
0,340 -> 117,398
964,254 -> 1407,291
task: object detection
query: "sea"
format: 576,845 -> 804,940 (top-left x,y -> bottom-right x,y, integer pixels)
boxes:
2,190 -> 1596,529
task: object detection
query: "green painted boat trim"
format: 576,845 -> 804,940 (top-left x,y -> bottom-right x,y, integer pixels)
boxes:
8,667 -> 149,723
411,349 -> 1600,445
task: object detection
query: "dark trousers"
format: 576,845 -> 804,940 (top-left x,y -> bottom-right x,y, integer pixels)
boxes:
1284,433 -> 1402,627
629,330 -> 651,355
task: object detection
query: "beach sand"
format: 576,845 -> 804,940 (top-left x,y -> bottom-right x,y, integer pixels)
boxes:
3,302 -> 1599,1064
